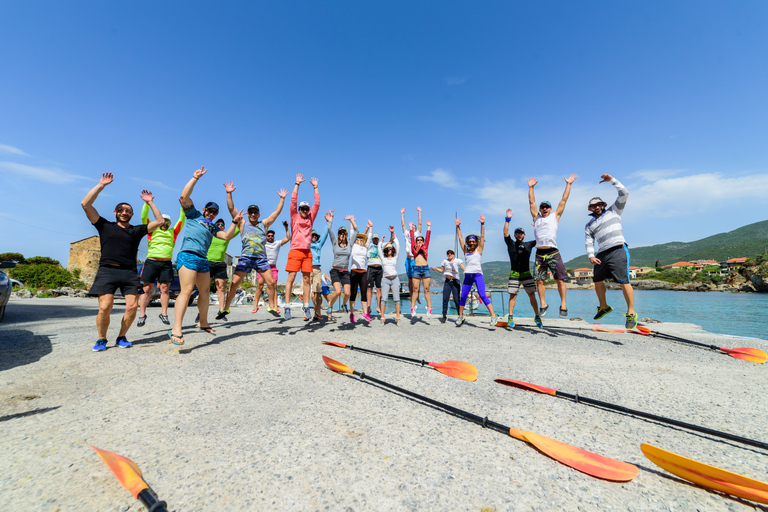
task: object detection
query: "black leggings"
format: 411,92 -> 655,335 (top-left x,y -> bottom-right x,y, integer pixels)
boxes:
350,270 -> 368,304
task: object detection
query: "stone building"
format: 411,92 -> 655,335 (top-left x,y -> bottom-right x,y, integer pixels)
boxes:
68,235 -> 101,287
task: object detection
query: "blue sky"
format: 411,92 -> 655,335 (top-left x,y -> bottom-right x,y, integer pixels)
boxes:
2,1 -> 767,272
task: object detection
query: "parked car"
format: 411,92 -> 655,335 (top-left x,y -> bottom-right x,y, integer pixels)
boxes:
0,261 -> 18,322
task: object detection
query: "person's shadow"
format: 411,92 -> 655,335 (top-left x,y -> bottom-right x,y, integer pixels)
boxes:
0,329 -> 53,372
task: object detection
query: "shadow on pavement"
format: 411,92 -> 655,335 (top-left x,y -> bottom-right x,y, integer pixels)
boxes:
0,406 -> 61,423
0,329 -> 53,372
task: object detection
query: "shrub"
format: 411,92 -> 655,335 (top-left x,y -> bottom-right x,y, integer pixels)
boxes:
26,256 -> 61,266
10,264 -> 73,289
0,252 -> 27,263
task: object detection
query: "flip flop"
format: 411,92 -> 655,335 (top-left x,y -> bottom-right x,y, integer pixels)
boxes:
167,331 -> 184,345
199,326 -> 216,335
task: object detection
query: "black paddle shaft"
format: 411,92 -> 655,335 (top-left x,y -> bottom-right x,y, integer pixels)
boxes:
346,344 -> 430,367
137,489 -> 168,512
556,391 -> 768,451
351,370 -> 510,436
647,331 -> 722,351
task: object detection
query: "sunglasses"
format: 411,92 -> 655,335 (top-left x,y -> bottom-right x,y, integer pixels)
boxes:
299,207 -> 310,211
206,209 -> 219,214
589,204 -> 606,209
248,211 -> 259,215
116,208 -> 133,214
540,205 -> 551,209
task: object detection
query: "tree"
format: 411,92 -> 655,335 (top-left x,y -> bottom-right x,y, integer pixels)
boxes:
0,252 -> 26,264
27,256 -> 61,266
10,264 -> 73,289
654,260 -> 660,268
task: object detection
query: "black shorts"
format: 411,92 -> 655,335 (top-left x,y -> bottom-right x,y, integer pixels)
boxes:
209,261 -> 229,281
89,266 -> 143,296
330,268 -> 350,286
593,244 -> 631,284
367,266 -> 383,288
139,259 -> 174,284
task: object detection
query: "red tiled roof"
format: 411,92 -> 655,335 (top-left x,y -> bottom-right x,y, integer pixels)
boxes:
726,257 -> 748,263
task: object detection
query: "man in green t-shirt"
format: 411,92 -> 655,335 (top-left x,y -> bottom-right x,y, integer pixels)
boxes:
206,219 -> 239,319
137,204 -> 185,326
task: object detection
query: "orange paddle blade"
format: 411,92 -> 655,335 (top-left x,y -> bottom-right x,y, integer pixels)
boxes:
428,361 -> 478,382
91,446 -> 148,499
720,347 -> 767,364
592,327 -> 626,333
641,443 -> 768,504
322,355 -> 354,375
495,378 -> 556,396
494,321 -> 509,328
635,325 -> 652,334
507,428 -> 638,482
321,341 -> 347,348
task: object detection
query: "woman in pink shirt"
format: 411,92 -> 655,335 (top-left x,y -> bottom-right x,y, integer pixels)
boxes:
283,174 -> 320,320
409,219 -> 432,317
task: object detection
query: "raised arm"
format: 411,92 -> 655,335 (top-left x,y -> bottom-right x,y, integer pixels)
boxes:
173,205 -> 186,241
326,210 -> 337,245
424,220 -> 431,249
263,188 -> 287,228
477,215 -> 486,254
290,173 -> 303,217
416,206 -> 423,233
141,203 -> 150,225
81,172 -> 113,224
217,210 -> 244,240
281,220 -> 291,245
309,177 -> 320,220
555,174 -> 578,220
503,209 -> 512,238
527,177 -> 538,222
365,221 -> 373,248
347,214 -> 358,234
180,167 -> 206,209
601,174 -> 629,215
141,190 -> 165,233
400,208 -> 407,233
454,218 -> 466,253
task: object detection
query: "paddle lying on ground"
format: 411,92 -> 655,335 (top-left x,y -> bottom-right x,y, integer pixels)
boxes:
545,324 -> 627,334
641,443 -> 768,505
631,326 -> 767,364
321,341 -> 478,381
322,355 -> 638,481
495,378 -> 768,451
92,446 -> 168,512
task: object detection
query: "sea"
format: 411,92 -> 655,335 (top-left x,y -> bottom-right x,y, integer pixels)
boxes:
383,288 -> 768,341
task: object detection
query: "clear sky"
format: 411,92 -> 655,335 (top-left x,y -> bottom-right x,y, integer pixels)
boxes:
2,1 -> 767,272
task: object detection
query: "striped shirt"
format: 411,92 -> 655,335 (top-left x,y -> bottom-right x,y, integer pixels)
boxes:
585,178 -> 629,258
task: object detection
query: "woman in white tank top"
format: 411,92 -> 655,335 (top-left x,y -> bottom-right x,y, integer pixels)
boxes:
454,215 -> 498,327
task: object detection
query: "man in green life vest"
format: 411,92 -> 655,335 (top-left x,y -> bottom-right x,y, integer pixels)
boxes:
137,204 -> 186,326
207,219 -> 239,319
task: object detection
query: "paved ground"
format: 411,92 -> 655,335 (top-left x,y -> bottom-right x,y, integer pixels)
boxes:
1,297 -> 766,511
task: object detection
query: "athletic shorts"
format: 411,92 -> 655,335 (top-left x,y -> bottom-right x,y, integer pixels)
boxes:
285,248 -> 313,273
236,255 -> 270,274
257,266 -> 279,282
310,266 -> 323,293
208,261 -> 229,281
413,265 -> 430,278
177,251 -> 209,273
140,259 -> 174,284
367,266 -> 383,289
330,268 -> 350,286
405,257 -> 415,278
533,249 -> 568,281
593,244 -> 631,284
508,270 -> 536,295
89,266 -> 143,296
321,285 -> 330,295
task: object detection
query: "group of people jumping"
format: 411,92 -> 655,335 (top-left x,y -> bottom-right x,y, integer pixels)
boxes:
81,168 -> 637,350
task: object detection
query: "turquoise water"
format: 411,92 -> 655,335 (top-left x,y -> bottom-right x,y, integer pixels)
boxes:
373,288 -> 767,340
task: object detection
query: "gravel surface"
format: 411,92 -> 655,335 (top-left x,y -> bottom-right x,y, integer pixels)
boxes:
1,297 -> 766,511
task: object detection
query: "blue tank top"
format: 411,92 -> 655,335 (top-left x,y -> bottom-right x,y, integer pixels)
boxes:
240,221 -> 266,258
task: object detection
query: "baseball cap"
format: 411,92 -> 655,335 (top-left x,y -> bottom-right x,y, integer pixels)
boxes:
204,201 -> 220,211
311,230 -> 319,236
247,204 -> 260,212
514,227 -> 525,234
338,226 -> 347,232
298,201 -> 310,208
372,233 -> 379,239
589,197 -> 606,207
539,201 -> 551,208
162,214 -> 172,221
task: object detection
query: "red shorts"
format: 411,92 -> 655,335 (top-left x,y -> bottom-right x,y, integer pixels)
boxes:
285,249 -> 313,273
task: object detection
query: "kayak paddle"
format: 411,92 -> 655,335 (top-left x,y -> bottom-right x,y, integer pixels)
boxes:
641,443 -> 768,505
91,446 -> 168,512
322,355 -> 638,482
321,341 -> 478,381
632,326 -> 766,364
495,378 -> 768,451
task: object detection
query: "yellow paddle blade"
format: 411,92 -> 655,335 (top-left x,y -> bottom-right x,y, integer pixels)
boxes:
507,428 -> 638,482
322,355 -> 354,375
641,443 -> 768,504
495,378 -> 557,396
428,361 -> 478,382
321,340 -> 347,348
91,446 -> 148,499
720,347 -> 767,364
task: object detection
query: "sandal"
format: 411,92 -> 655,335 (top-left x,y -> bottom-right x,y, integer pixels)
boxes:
167,331 -> 184,345
199,326 -> 216,335
313,314 -> 323,321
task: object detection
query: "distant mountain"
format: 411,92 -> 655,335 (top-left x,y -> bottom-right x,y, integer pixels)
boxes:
564,219 -> 768,269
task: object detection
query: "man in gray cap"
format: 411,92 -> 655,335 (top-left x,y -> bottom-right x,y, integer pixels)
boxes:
527,174 -> 577,318
585,174 -> 637,329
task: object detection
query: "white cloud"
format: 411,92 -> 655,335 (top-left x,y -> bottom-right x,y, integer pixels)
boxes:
128,176 -> 174,191
0,161 -> 90,184
631,169 -> 683,182
446,76 -> 468,86
417,168 -> 460,189
0,143 -> 29,156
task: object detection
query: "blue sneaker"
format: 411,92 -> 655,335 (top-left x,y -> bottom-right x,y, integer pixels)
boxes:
507,315 -> 515,328
535,316 -> 543,328
284,306 -> 292,320
342,304 -> 349,313
116,336 -> 132,348
92,339 -> 108,351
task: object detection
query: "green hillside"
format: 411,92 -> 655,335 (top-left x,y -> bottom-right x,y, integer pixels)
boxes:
564,219 -> 768,269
